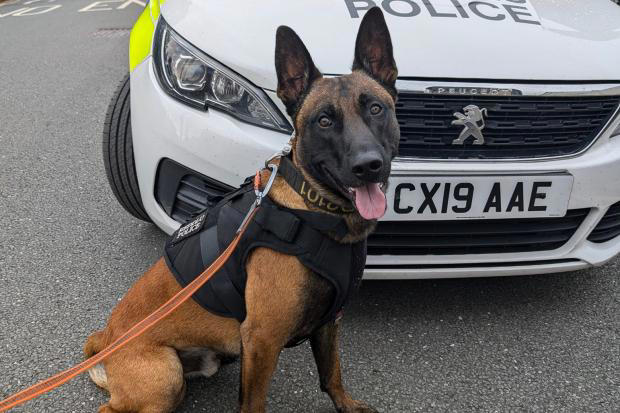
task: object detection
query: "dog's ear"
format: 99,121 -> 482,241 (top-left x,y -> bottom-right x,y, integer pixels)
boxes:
275,26 -> 322,117
352,7 -> 398,99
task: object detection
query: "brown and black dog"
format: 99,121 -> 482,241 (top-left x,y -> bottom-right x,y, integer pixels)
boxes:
84,8 -> 399,413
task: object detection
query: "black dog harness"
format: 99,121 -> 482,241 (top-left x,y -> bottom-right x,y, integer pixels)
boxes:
164,157 -> 366,330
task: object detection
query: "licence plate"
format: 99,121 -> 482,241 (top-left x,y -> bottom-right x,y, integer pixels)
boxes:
384,175 -> 573,221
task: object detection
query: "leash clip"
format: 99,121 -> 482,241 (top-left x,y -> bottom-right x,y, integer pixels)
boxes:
254,163 -> 278,206
238,164 -> 278,235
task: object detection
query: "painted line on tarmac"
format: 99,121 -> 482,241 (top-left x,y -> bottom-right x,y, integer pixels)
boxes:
0,0 -> 145,17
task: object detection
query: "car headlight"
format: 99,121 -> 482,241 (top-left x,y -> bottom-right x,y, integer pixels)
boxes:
153,18 -> 292,134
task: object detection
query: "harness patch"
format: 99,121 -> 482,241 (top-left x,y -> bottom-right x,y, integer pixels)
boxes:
172,212 -> 207,245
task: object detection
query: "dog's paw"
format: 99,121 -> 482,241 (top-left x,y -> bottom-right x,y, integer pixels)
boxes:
337,400 -> 378,413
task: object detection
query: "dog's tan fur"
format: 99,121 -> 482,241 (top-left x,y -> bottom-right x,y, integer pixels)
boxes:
84,170 -> 375,413
86,8 -> 398,412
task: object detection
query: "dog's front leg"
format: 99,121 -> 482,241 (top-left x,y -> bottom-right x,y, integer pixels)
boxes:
238,320 -> 284,413
310,322 -> 378,413
239,248 -> 308,412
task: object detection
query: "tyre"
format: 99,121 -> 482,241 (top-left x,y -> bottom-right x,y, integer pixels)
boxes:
102,74 -> 151,222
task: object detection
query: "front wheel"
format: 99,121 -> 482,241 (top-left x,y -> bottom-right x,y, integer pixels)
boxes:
102,74 -> 151,222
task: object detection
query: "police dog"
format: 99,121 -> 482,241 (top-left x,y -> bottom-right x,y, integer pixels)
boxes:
85,8 -> 399,413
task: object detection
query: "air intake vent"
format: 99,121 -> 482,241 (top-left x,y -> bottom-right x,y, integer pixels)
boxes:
170,175 -> 226,222
155,159 -> 233,223
368,209 -> 590,255
587,201 -> 620,243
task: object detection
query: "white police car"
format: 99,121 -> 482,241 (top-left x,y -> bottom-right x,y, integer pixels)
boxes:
103,0 -> 620,279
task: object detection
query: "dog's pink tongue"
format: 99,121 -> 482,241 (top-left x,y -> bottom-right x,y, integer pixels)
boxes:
353,183 -> 387,220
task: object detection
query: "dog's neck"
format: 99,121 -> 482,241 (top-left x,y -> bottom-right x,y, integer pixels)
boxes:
277,155 -> 355,215
261,144 -> 376,244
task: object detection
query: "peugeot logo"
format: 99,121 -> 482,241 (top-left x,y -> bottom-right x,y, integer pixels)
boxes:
451,105 -> 488,145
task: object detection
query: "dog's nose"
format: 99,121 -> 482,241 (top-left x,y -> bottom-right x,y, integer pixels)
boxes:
351,152 -> 383,181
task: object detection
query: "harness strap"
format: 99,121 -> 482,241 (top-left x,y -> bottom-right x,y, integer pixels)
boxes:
231,197 -> 350,241
277,155 -> 306,197
289,209 -> 349,239
254,205 -> 300,242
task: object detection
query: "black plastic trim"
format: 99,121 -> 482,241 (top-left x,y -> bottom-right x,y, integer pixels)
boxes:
587,201 -> 620,243
365,259 -> 581,270
368,209 -> 590,255
154,158 -> 234,223
396,77 -> 620,85
395,93 -> 620,159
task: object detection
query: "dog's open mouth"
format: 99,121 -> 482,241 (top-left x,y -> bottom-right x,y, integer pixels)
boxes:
347,183 -> 387,221
320,165 -> 388,220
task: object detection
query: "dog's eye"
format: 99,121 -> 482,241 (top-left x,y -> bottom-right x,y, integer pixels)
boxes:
318,115 -> 332,128
370,104 -> 383,115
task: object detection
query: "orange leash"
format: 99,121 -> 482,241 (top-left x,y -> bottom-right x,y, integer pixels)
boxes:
0,168 -> 273,412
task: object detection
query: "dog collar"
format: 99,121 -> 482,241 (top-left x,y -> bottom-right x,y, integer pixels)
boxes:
278,155 -> 356,215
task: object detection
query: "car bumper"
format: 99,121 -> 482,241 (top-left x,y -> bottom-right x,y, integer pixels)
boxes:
130,58 -> 620,279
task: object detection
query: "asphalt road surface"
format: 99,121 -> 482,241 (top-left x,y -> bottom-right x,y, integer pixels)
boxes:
0,1 -> 619,412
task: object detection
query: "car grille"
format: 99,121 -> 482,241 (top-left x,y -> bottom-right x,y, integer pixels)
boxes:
587,201 -> 620,243
367,209 -> 590,255
396,93 -> 620,159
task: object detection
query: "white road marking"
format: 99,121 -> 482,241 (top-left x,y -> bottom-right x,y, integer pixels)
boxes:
23,0 -> 57,5
0,7 -> 28,17
79,0 -> 123,12
0,0 -> 144,17
1,5 -> 61,17
117,0 -> 145,10
78,0 -> 145,13
12,4 -> 61,15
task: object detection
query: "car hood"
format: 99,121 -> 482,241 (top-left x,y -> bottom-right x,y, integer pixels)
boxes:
161,0 -> 620,90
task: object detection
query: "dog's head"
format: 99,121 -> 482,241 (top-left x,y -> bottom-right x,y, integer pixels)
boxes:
275,7 -> 399,221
